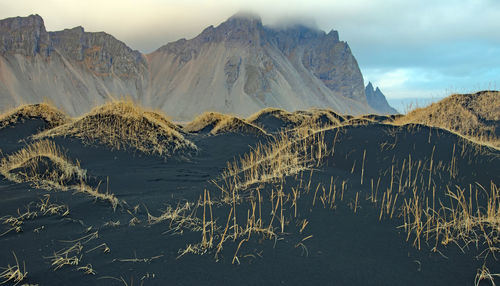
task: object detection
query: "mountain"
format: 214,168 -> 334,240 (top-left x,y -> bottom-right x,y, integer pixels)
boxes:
147,13 -> 372,119
365,82 -> 398,114
0,15 -> 148,116
0,13 -> 385,121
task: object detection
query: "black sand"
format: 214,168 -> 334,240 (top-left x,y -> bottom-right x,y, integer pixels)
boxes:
1,119 -> 499,285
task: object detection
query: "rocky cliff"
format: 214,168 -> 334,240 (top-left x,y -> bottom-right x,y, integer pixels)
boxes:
0,14 -> 50,57
365,82 -> 398,114
270,25 -> 365,102
0,13 -> 386,120
147,13 -> 372,119
0,15 -> 148,115
49,26 -> 147,80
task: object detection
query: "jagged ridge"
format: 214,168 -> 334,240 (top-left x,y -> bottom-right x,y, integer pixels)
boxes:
365,82 -> 398,114
0,13 -> 394,120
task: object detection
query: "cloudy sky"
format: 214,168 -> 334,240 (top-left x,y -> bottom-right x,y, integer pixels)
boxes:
1,0 -> 498,109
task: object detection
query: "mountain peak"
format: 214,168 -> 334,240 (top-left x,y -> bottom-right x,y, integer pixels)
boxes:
0,14 -> 45,30
366,81 -> 374,90
69,26 -> 85,33
0,14 -> 49,56
228,11 -> 262,23
365,84 -> 398,114
187,11 -> 264,45
221,11 -> 263,31
26,14 -> 43,22
326,30 -> 339,41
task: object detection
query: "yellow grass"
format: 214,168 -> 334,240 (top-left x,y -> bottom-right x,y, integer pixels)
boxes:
211,117 -> 268,136
358,114 -> 398,123
247,107 -> 307,125
183,112 -> 230,133
219,124 -> 330,195
143,110 -> 181,132
395,91 -> 500,147
401,182 -> 500,258
1,195 -> 69,237
46,231 -> 103,274
184,111 -> 268,136
0,252 -> 27,285
0,102 -> 68,130
475,264 -> 500,286
344,117 -> 377,126
173,124 -> 334,262
248,107 -> 348,131
34,99 -> 197,157
0,140 -> 119,209
298,109 -> 345,128
0,140 -> 86,189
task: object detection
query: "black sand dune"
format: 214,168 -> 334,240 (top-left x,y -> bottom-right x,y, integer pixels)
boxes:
358,114 -> 400,123
0,105 -> 499,285
397,91 -> 500,147
247,108 -> 306,133
0,103 -> 68,155
184,112 -> 269,137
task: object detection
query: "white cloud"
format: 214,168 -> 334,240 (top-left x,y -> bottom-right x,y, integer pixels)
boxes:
374,69 -> 410,89
364,66 -> 499,100
2,0 -> 499,51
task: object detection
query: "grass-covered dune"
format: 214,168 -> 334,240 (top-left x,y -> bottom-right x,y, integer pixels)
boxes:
0,93 -> 498,285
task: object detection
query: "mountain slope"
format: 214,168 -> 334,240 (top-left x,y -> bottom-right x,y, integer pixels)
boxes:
0,15 -> 148,116
0,13 -> 380,120
146,14 -> 372,120
365,82 -> 398,114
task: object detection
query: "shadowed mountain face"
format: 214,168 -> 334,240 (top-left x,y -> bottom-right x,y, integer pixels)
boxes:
365,82 -> 398,114
48,26 -> 147,80
0,14 -> 50,56
0,13 -> 391,120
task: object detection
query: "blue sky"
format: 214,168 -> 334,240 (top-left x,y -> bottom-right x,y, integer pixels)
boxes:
1,0 -> 499,108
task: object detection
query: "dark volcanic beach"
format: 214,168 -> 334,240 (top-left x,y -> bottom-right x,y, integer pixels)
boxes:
0,103 -> 499,285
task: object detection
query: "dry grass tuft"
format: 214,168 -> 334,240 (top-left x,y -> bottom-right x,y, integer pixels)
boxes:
1,195 -> 69,237
299,109 -> 345,129
46,231 -> 102,272
220,125 -> 330,193
247,107 -> 304,123
183,112 -> 229,133
0,140 -> 119,209
0,140 -> 86,190
344,117 -> 378,126
357,114 -> 399,123
247,107 -> 348,132
184,112 -> 268,136
401,182 -> 500,259
247,108 -> 307,131
143,110 -> 182,132
475,264 -> 500,286
211,117 -> 268,136
146,202 -> 203,235
0,252 -> 27,285
34,99 -> 197,157
395,91 -> 500,147
0,103 -> 68,130
174,124 -> 335,262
